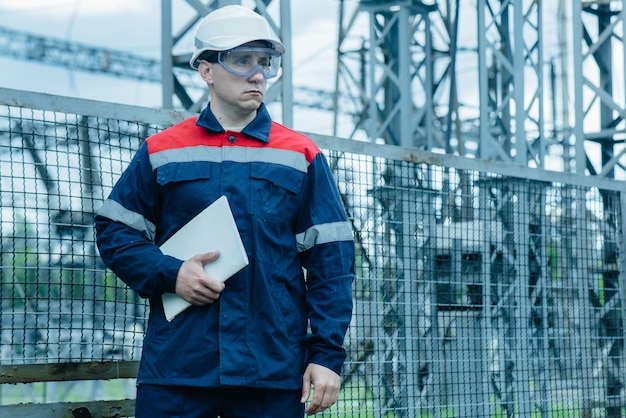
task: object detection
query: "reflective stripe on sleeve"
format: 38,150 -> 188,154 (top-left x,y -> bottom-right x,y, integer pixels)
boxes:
295,221 -> 354,253
97,199 -> 157,241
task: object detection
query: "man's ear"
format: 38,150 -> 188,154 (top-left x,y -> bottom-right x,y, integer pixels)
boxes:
198,61 -> 214,84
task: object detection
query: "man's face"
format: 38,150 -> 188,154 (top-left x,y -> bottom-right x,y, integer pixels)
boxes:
199,42 -> 278,115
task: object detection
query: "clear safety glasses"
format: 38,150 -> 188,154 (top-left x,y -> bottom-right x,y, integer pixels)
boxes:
218,46 -> 282,79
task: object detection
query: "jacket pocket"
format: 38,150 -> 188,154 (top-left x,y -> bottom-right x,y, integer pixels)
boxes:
156,162 -> 218,221
269,279 -> 307,347
249,163 -> 304,223
156,162 -> 212,185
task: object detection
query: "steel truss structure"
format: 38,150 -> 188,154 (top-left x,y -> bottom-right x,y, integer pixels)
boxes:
2,1 -> 625,178
160,0 -> 626,178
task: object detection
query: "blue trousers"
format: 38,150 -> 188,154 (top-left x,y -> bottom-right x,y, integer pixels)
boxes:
135,384 -> 305,418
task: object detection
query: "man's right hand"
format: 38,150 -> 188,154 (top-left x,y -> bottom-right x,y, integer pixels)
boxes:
174,251 -> 225,305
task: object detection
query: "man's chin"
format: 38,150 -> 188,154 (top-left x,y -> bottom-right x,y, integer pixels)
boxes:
241,99 -> 263,111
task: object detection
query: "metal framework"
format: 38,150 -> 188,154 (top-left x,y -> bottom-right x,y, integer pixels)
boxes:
477,0 -> 544,165
572,1 -> 626,178
2,1 -> 626,178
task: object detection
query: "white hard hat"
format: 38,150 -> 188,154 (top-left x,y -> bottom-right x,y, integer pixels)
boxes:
189,5 -> 285,70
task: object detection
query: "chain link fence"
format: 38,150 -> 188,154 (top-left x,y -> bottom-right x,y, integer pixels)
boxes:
0,88 -> 625,417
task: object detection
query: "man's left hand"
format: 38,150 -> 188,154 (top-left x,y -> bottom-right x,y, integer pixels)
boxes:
300,363 -> 341,415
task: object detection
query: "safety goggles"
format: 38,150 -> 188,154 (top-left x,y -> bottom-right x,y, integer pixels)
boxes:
217,46 -> 282,79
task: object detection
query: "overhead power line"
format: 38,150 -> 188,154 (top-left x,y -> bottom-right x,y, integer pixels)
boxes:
0,26 -> 161,82
0,26 -> 355,115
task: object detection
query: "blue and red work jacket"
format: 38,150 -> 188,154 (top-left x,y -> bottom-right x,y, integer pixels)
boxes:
94,103 -> 355,389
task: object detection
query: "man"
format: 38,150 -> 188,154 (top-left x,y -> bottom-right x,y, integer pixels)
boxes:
94,5 -> 355,417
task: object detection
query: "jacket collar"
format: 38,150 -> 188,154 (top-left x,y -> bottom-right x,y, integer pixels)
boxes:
196,103 -> 272,144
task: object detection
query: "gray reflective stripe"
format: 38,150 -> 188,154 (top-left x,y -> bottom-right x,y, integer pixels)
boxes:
241,147 -> 308,173
296,221 -> 354,253
150,146 -> 308,173
150,146 -> 222,167
97,199 -> 156,241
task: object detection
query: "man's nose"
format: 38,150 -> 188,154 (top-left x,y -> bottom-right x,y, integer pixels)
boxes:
248,66 -> 266,81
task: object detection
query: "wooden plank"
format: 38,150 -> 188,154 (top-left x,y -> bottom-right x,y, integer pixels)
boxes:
0,399 -> 135,418
0,362 -> 139,384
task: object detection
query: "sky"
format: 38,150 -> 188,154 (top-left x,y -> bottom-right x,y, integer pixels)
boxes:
0,0 -> 356,134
